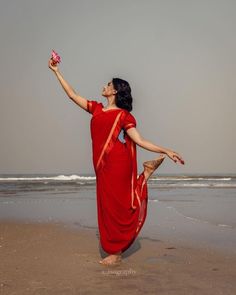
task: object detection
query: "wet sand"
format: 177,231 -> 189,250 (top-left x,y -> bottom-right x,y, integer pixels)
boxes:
0,219 -> 236,295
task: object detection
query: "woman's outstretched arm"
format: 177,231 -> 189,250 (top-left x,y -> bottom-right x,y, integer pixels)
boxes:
126,127 -> 185,165
48,58 -> 88,111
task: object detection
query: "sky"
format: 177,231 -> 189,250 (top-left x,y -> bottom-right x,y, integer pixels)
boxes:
0,0 -> 235,175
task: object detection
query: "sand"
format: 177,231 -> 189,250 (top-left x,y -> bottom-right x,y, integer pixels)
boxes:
0,220 -> 236,295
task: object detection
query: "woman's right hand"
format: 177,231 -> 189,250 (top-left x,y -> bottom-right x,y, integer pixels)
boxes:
48,58 -> 59,72
166,150 -> 185,165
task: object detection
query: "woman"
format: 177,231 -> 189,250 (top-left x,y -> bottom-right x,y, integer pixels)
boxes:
48,59 -> 185,266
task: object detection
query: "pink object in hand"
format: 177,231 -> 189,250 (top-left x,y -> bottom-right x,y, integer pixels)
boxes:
51,50 -> 61,65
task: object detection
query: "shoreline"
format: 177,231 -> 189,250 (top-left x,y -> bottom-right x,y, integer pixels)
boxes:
1,219 -> 236,294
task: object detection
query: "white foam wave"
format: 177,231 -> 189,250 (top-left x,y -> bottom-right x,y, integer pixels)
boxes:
151,177 -> 232,181
166,206 -> 233,228
150,183 -> 236,188
218,224 -> 232,228
0,174 -> 96,181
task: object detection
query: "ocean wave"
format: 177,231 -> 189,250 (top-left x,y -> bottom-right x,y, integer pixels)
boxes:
151,177 -> 232,181
0,174 -> 96,181
165,206 -> 234,228
149,183 -> 236,188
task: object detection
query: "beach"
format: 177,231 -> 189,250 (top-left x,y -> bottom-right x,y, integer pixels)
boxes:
1,220 -> 236,295
0,174 -> 236,294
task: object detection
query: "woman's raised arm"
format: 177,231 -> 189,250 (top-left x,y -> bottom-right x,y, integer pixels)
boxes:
126,127 -> 185,165
48,58 -> 88,111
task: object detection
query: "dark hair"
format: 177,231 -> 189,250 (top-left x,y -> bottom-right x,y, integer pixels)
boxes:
112,78 -> 133,112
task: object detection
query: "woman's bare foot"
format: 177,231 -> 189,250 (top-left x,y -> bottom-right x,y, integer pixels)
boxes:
143,154 -> 166,181
99,252 -> 122,266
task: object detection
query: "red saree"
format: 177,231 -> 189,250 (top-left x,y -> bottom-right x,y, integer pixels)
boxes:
86,99 -> 148,254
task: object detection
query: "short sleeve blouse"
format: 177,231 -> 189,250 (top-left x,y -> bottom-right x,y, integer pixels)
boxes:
122,112 -> 136,132
86,100 -> 100,115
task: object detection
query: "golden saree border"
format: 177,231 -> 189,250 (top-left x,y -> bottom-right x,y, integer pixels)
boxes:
130,140 -> 137,210
124,123 -> 135,131
95,111 -> 123,171
130,141 -> 147,218
135,176 -> 147,233
130,140 -> 146,211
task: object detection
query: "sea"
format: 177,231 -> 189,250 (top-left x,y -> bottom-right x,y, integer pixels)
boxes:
0,173 -> 236,253
1,173 -> 236,190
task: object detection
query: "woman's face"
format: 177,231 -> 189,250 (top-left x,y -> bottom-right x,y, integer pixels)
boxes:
102,81 -> 117,97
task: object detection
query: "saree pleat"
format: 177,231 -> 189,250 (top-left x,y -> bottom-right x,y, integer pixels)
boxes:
87,100 -> 148,254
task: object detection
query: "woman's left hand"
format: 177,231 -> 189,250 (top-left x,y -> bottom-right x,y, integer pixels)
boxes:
166,150 -> 185,165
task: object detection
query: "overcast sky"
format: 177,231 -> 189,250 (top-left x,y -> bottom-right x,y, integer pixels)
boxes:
0,0 -> 235,175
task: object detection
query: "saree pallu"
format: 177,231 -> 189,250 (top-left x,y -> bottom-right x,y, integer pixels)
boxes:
87,100 -> 148,254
